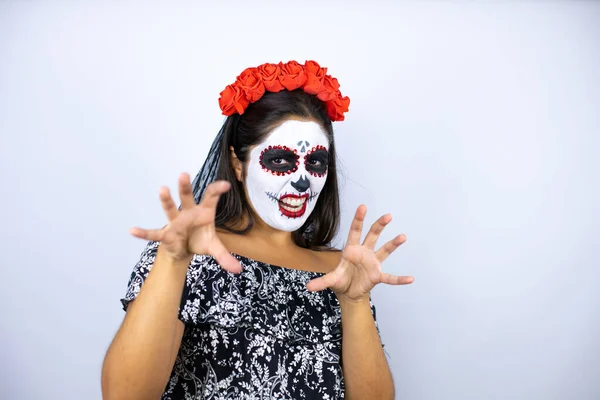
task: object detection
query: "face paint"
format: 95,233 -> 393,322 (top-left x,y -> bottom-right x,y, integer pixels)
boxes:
245,120 -> 330,232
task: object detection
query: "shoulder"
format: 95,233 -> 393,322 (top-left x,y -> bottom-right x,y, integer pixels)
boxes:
216,229 -> 245,250
311,247 -> 342,272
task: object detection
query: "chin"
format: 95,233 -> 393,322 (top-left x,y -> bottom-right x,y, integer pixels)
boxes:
270,215 -> 309,232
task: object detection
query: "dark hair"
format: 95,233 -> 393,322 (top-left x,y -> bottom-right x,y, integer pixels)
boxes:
211,89 -> 341,250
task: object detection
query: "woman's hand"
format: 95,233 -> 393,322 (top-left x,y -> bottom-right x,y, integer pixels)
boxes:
129,173 -> 242,273
306,205 -> 413,302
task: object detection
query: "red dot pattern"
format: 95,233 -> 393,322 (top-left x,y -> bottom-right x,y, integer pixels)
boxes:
304,145 -> 328,178
259,145 -> 300,175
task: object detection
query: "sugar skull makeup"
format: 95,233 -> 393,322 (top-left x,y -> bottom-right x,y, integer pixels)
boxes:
245,120 -> 330,232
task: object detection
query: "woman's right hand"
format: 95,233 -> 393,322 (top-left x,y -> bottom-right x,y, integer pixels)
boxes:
129,173 -> 243,273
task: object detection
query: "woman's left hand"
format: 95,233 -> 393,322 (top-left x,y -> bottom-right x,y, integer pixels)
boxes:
306,205 -> 414,303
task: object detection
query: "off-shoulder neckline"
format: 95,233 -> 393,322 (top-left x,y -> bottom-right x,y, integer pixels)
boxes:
229,252 -> 328,276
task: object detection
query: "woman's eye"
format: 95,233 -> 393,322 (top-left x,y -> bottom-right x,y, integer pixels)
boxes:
259,148 -> 298,173
305,151 -> 328,175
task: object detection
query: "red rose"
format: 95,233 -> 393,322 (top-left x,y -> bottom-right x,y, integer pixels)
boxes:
303,60 -> 328,95
304,60 -> 327,77
304,74 -> 325,95
235,67 -> 265,102
218,84 -> 250,116
325,93 -> 350,121
316,75 -> 341,102
256,63 -> 284,92
279,61 -> 307,91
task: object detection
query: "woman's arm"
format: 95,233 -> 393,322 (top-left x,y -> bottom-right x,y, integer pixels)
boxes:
339,297 -> 394,400
101,246 -> 191,400
101,178 -> 240,399
307,205 -> 414,399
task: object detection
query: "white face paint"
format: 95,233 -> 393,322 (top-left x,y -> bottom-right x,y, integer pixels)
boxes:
245,120 -> 330,232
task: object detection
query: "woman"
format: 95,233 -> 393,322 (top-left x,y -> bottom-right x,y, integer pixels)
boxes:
101,60 -> 414,400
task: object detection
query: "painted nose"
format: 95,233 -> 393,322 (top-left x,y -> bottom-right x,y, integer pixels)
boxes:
291,175 -> 310,192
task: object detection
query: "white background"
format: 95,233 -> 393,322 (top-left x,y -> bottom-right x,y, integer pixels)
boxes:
1,1 -> 598,399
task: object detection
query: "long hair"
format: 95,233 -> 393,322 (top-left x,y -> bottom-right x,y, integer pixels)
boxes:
191,90 -> 341,250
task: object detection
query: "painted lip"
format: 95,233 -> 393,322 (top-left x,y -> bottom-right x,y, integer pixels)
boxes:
278,193 -> 309,218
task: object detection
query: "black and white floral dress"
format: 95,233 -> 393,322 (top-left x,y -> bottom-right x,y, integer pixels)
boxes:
121,241 -> 380,400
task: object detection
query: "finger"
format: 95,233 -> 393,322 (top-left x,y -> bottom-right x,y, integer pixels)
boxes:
362,213 -> 392,249
199,181 -> 231,211
209,240 -> 243,274
346,205 -> 367,246
178,173 -> 196,210
375,234 -> 407,262
306,270 -> 339,292
129,227 -> 165,242
381,272 -> 414,285
159,186 -> 179,221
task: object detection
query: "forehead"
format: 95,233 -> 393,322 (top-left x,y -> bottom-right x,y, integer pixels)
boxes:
259,120 -> 329,149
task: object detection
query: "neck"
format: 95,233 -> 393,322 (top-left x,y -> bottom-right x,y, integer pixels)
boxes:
228,211 -> 298,249
246,218 -> 297,249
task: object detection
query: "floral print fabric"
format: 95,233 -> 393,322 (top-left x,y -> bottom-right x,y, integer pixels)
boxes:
121,241 -> 380,399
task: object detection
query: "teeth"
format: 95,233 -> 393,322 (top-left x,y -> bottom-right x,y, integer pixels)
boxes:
280,197 -> 306,207
281,203 -> 301,212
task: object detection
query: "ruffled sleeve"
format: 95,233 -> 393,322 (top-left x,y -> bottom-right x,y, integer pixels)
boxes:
120,241 -> 160,311
120,241 -> 253,326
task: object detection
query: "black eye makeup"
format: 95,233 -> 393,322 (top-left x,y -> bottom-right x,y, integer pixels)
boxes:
259,145 -> 300,175
304,145 -> 329,177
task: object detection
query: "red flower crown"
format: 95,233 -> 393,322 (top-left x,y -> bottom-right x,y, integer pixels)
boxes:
218,60 -> 350,122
